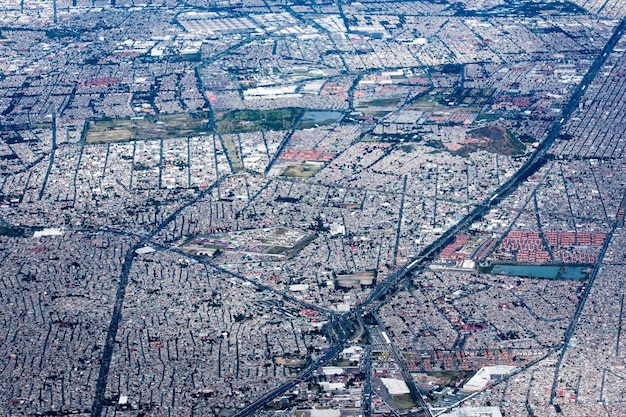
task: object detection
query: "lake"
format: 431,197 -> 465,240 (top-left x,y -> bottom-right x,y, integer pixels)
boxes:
489,264 -> 589,280
299,111 -> 344,128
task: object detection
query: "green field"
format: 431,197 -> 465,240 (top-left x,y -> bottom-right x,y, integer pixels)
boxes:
361,110 -> 393,118
220,134 -> 244,171
85,113 -> 210,143
474,112 -> 502,122
409,88 -> 451,110
358,97 -> 403,108
214,108 -> 302,134
413,370 -> 471,386
390,393 -> 416,409
282,164 -> 322,178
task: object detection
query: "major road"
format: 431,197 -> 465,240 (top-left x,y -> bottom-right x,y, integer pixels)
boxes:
229,16 -> 626,417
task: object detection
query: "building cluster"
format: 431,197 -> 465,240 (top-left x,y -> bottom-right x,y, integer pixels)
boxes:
0,231 -> 134,415
433,28 -> 626,417
552,35 -> 626,160
101,250 -> 330,415
0,0 -> 625,416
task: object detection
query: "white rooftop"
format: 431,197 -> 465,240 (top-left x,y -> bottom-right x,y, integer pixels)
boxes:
438,406 -> 503,417
135,246 -> 156,255
33,228 -> 63,238
310,409 -> 341,417
381,377 -> 410,395
463,365 -> 517,391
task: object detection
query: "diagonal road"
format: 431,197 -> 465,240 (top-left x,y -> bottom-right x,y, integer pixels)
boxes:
87,14 -> 626,417
230,15 -> 626,417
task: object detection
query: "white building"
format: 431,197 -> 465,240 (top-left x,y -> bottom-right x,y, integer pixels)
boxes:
463,365 -> 517,391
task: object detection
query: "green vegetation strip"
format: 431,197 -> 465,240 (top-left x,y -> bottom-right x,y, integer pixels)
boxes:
85,113 -> 210,143
214,108 -> 302,134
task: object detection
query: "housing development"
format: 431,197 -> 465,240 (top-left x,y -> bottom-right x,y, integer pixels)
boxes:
0,0 -> 625,416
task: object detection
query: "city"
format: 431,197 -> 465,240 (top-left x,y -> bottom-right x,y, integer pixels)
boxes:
0,0 -> 625,416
